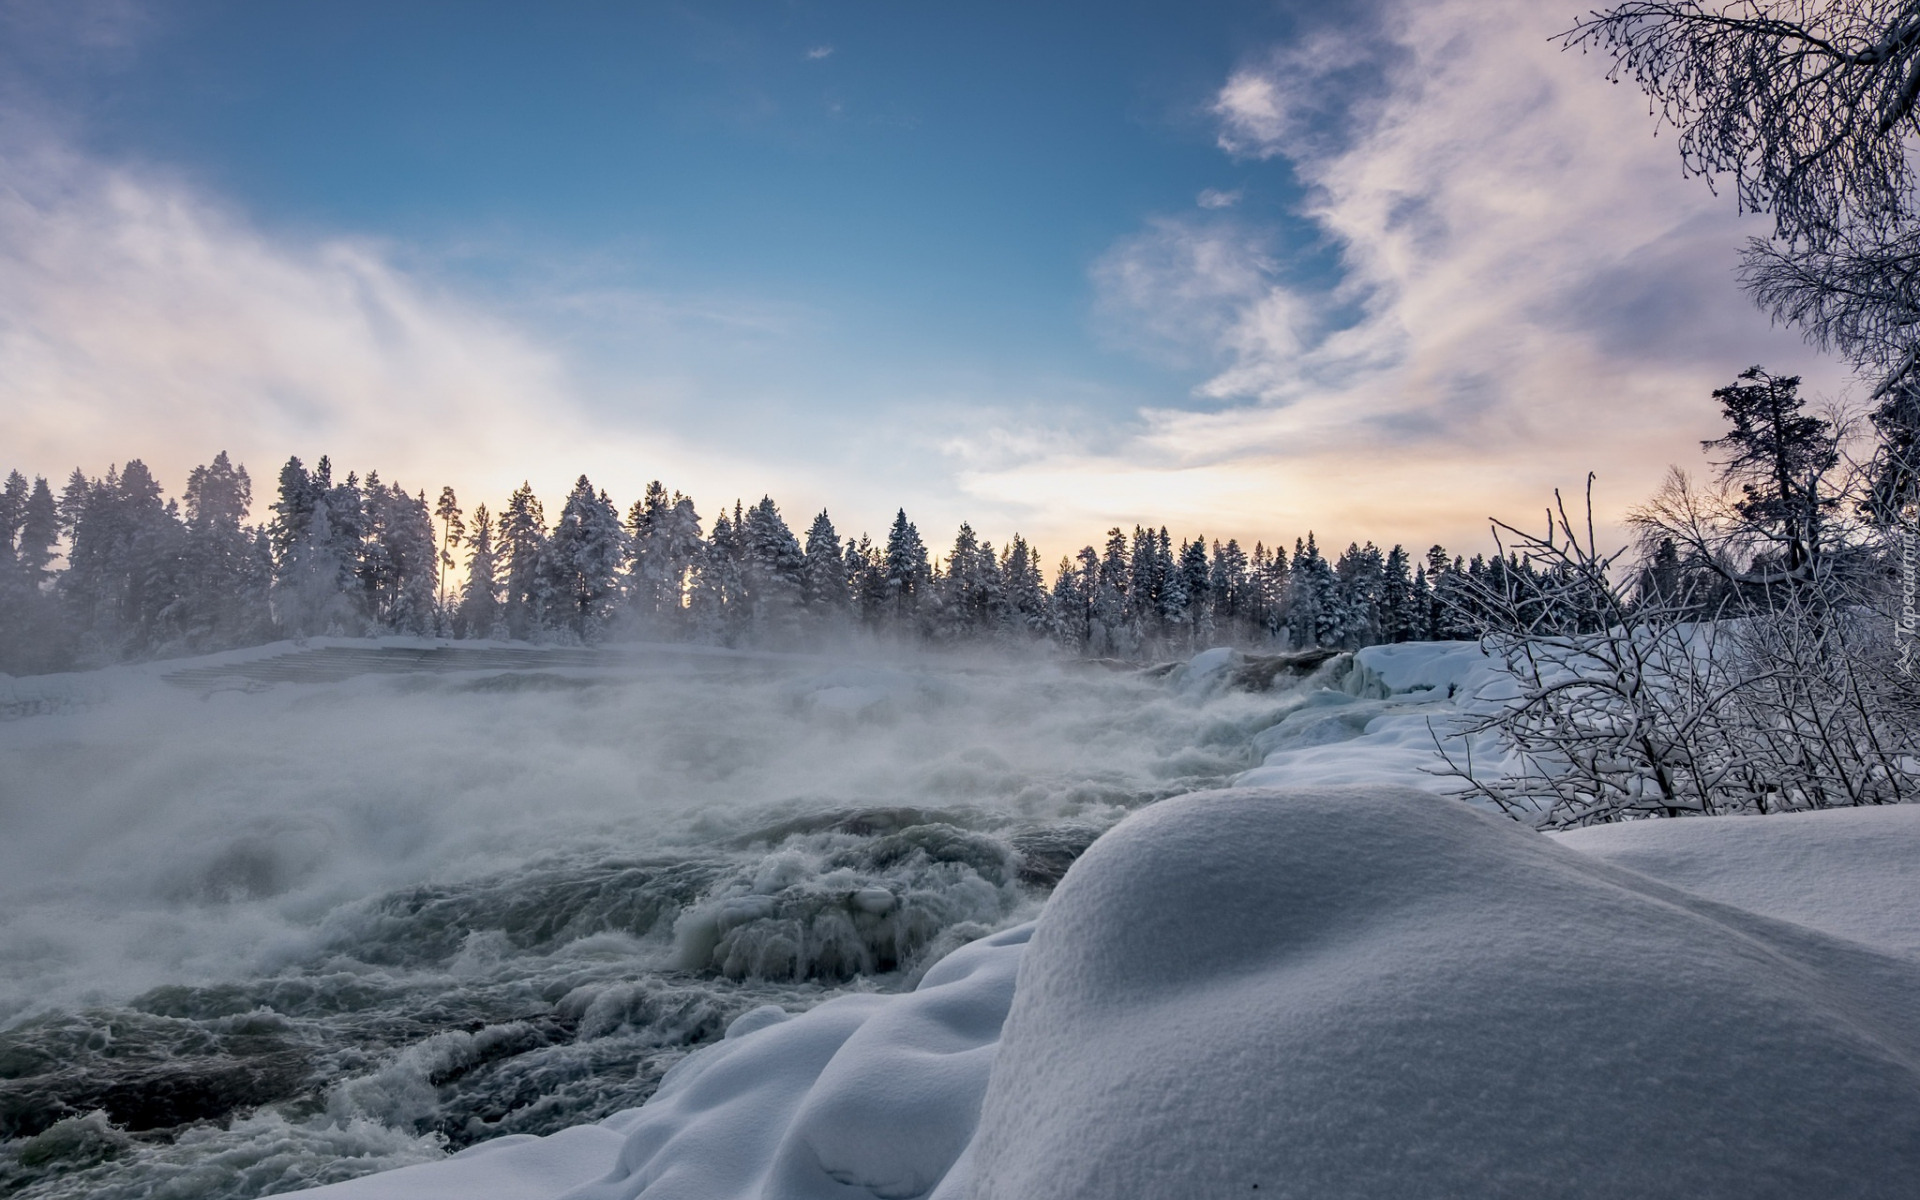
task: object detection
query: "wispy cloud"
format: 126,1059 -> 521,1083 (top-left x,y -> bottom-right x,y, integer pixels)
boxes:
1195,188 -> 1242,210
1212,71 -> 1289,159
963,0 -> 1844,551
805,44 -> 834,60
0,126 -> 1084,550
0,129 -> 674,509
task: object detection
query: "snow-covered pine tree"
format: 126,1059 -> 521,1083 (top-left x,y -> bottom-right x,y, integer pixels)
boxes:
0,472 -> 26,564
1425,545 -> 1463,639
1333,541 -> 1385,648
939,522 -> 1000,640
802,510 -> 850,621
625,481 -> 672,624
1210,538 -> 1248,637
457,504 -> 503,639
361,482 -> 437,635
0,473 -> 64,673
1256,540 -> 1290,645
658,494 -> 703,631
15,476 -> 57,589
1002,535 -> 1048,639
1285,534 -> 1325,648
1248,543 -> 1275,640
59,461 -> 187,662
499,482 -> 551,641
269,457 -> 318,566
1382,544 -> 1417,643
688,507 -> 743,643
739,496 -> 805,644
1410,565 -> 1434,641
1177,538 -> 1213,646
1049,550 -> 1093,651
323,464 -> 370,624
1160,541 -> 1192,651
848,534 -> 888,627
883,510 -> 929,631
548,476 -> 627,641
1090,529 -> 1130,656
178,452 -> 268,649
1125,527 -> 1163,642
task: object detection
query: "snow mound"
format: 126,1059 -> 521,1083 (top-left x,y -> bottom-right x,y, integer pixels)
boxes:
269,1121 -> 625,1200
562,923 -> 1029,1200
971,786 -> 1920,1199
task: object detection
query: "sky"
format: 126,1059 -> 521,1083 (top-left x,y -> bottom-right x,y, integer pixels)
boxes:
0,0 -> 1852,561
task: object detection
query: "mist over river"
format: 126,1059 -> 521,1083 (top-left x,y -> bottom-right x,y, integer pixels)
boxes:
0,643 -> 1305,1198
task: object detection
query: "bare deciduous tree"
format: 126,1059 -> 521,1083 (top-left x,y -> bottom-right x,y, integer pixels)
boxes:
1436,474 -> 1917,828
1564,1 -> 1920,393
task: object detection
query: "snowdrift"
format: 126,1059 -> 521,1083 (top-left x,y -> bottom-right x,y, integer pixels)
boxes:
974,787 -> 1920,1199
295,785 -> 1920,1200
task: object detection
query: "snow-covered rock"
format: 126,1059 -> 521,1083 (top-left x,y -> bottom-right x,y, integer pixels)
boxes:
1345,639 -> 1491,697
972,786 -> 1920,1199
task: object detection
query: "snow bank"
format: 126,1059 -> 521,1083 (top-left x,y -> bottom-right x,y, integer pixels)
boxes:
973,786 -> 1920,1199
1555,802 -> 1920,961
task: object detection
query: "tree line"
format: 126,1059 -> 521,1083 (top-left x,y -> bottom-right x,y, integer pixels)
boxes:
0,451 -> 1541,674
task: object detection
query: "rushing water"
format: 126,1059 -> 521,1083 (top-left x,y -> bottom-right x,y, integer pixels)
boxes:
0,645 -> 1308,1199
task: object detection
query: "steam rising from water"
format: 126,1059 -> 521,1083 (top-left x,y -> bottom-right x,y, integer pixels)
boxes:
0,646 -> 1296,1198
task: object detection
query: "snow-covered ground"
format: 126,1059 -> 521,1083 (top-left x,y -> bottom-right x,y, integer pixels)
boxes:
8,640 -> 1918,1197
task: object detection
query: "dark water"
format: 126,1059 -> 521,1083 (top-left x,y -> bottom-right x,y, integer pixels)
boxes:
0,646 -> 1304,1198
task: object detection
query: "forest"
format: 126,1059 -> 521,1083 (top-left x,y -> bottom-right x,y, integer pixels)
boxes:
0,450 -> 1525,676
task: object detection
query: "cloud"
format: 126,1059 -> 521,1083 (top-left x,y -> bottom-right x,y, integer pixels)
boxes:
0,126 -> 1099,554
0,130 -> 684,511
1196,188 -> 1242,210
1213,70 -> 1291,159
806,44 -> 834,60
962,0 -> 1847,553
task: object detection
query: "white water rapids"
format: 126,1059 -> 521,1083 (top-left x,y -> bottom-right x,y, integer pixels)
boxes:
0,644 -> 1313,1198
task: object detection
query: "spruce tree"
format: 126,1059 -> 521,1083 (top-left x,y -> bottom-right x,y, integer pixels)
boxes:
802,510 -> 850,618
739,496 -> 805,642
16,476 -> 58,586
499,482 -> 550,640
179,452 -> 263,648
457,504 -> 502,639
883,510 -> 929,629
1003,535 -> 1048,638
0,472 -> 26,564
1178,538 -> 1214,646
548,477 -> 627,640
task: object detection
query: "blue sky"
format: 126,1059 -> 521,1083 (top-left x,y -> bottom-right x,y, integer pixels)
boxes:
0,0 -> 1844,558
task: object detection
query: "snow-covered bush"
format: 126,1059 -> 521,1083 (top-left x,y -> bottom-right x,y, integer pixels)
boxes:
1439,481 -> 1916,827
